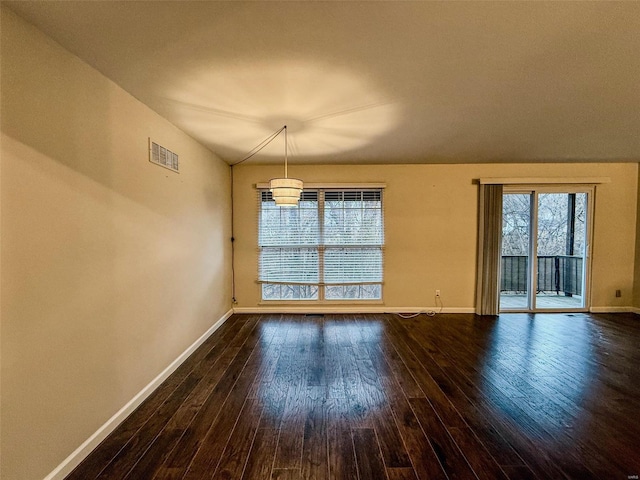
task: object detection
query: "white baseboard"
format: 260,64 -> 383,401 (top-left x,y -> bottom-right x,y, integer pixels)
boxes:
235,306 -> 640,316
44,308 -> 234,480
589,306 -> 634,313
233,306 -> 476,315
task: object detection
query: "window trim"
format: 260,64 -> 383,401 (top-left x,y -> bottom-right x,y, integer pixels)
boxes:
256,182 -> 386,189
257,185 -> 385,302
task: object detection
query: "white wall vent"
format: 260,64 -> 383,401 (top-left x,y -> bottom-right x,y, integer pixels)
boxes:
149,139 -> 179,173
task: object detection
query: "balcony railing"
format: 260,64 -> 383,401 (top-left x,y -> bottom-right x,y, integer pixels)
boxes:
501,255 -> 583,295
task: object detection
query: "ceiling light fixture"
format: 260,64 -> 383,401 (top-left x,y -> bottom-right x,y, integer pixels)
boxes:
269,125 -> 303,207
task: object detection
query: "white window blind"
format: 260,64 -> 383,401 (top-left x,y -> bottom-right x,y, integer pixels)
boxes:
258,189 -> 384,300
258,191 -> 319,285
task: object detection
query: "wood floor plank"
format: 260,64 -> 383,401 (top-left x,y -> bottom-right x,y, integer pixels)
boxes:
352,428 -> 387,480
501,465 -> 538,480
376,337 -> 425,399
300,390 -> 328,480
409,398 -> 477,480
383,317 -> 467,429
95,372 -> 202,479
386,467 -> 419,480
447,427 -> 509,480
272,322 -> 312,471
341,344 -> 374,428
258,386 -> 288,431
359,352 -> 412,468
213,396 -> 264,479
272,469 -> 302,480
378,375 -> 448,480
437,316 -> 610,480
325,331 -> 347,399
307,318 -> 327,388
441,317 -> 595,480
153,316 -> 262,479
66,312 -> 640,480
428,318 -> 571,480
272,385 -> 310,470
182,322 -> 273,479
258,320 -> 300,430
241,428 -> 279,480
372,401 -> 413,468
248,315 -> 290,399
123,345 -> 242,479
326,399 -> 359,480
349,322 -> 412,468
438,363 -> 526,467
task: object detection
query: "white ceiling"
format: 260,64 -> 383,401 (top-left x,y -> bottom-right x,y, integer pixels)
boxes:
6,1 -> 640,165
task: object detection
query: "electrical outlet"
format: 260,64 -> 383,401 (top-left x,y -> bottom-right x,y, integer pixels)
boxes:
615,289 -> 622,298
435,289 -> 441,297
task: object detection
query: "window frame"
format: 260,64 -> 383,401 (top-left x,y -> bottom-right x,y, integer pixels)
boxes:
257,186 -> 385,302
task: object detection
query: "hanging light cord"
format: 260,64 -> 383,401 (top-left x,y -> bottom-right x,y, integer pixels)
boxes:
230,125 -> 287,167
284,125 -> 288,178
229,125 -> 287,304
230,166 -> 237,304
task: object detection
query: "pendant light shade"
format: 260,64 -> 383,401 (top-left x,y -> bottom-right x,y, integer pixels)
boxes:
269,125 -> 303,206
269,177 -> 304,205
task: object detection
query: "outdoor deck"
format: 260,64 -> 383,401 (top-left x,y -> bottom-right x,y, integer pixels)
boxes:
500,292 -> 584,310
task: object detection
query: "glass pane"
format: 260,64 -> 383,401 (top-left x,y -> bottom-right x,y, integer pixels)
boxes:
262,283 -> 318,300
501,193 -> 531,310
325,284 -> 381,300
535,193 -> 586,309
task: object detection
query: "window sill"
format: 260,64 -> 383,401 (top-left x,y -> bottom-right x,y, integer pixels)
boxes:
258,300 -> 384,306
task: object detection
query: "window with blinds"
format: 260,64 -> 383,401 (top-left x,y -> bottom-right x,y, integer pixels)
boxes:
258,189 -> 384,300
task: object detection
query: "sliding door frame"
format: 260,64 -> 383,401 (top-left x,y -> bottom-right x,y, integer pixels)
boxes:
500,185 -> 595,313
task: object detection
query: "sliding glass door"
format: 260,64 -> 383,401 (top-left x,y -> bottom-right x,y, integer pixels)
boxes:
500,187 -> 592,312
501,193 -> 532,310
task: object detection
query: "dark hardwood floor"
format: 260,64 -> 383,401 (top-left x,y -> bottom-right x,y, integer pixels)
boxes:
66,312 -> 640,480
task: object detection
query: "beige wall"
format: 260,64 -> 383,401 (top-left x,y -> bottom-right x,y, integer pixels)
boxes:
233,163 -> 637,311
635,166 -> 640,309
1,9 -> 231,480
